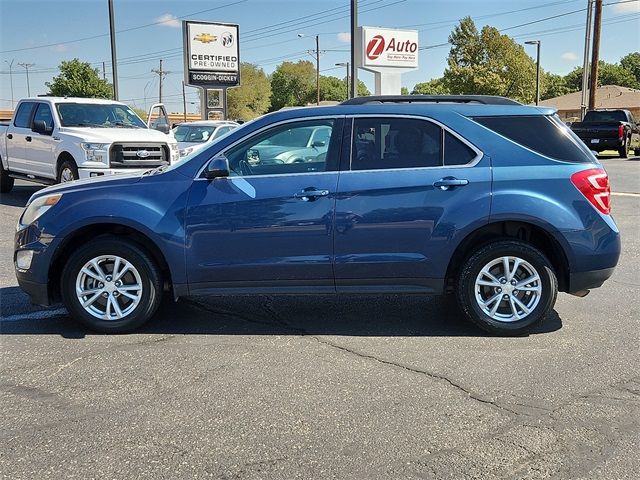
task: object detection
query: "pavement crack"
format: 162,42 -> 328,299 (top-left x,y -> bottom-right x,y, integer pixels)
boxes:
308,335 -> 521,417
46,356 -> 84,379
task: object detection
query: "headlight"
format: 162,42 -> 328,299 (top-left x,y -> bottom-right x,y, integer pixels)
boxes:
20,194 -> 63,226
179,147 -> 194,157
81,142 -> 109,164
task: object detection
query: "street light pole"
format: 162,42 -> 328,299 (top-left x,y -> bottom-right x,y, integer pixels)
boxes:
525,40 -> 541,105
336,62 -> 350,99
17,63 -> 35,97
316,34 -> 320,105
4,59 -> 15,107
350,0 -> 358,98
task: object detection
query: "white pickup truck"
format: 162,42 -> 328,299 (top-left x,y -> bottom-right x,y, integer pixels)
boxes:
0,97 -> 179,193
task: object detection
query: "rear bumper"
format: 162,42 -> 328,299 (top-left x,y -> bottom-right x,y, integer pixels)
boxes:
577,137 -> 623,151
569,267 -> 616,293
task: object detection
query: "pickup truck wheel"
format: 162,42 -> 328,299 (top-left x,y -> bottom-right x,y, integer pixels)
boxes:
618,140 -> 629,159
57,160 -> 79,183
457,240 -> 558,336
634,148 -> 640,157
0,161 -> 14,193
61,238 -> 163,333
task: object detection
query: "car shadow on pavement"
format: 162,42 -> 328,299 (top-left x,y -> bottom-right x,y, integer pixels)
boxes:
0,286 -> 562,338
0,185 -> 43,208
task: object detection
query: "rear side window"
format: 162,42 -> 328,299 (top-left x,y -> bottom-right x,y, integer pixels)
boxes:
351,117 -> 442,170
13,102 -> 35,128
473,115 -> 594,163
444,131 -> 476,165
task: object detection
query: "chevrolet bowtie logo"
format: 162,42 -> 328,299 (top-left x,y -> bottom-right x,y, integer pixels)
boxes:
193,33 -> 217,44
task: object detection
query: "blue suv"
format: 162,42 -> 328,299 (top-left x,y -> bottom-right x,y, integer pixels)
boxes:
13,96 -> 621,335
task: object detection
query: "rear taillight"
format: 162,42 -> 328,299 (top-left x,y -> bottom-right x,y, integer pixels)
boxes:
571,168 -> 611,215
618,125 -> 624,140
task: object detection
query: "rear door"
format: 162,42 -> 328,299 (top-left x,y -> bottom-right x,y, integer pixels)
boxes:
6,101 -> 36,173
333,115 -> 491,293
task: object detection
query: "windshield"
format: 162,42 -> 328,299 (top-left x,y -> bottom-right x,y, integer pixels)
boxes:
56,103 -> 147,128
174,125 -> 216,143
583,110 -> 627,123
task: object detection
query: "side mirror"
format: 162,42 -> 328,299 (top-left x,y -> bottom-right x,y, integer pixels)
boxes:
204,156 -> 230,180
32,120 -> 52,135
311,140 -> 326,148
154,123 -> 171,134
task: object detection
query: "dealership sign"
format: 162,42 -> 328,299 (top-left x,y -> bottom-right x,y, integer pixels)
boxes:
183,21 -> 240,87
360,27 -> 419,70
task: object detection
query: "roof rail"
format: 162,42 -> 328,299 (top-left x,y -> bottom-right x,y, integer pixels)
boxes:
340,95 -> 521,106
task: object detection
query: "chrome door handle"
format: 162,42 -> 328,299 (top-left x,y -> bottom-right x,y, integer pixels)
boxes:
294,188 -> 330,201
433,177 -> 469,190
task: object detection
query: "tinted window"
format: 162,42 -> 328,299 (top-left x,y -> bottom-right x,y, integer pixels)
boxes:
33,103 -> 54,131
583,110 -> 627,123
13,102 -> 35,128
444,131 -> 476,165
473,115 -> 594,163
225,119 -> 336,177
351,118 -> 442,170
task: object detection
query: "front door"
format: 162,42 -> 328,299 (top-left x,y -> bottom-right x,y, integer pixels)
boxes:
184,117 -> 344,293
333,116 -> 491,292
27,102 -> 57,178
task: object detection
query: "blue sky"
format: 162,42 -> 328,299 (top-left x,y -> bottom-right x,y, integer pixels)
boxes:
1,0 -> 639,113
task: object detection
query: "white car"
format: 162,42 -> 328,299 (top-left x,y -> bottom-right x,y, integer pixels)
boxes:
173,120 -> 239,158
0,97 -> 178,192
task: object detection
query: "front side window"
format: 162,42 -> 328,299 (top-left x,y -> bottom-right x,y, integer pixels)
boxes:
225,119 -> 337,177
32,103 -> 54,131
351,117 -> 442,170
13,102 -> 35,128
56,103 -> 146,128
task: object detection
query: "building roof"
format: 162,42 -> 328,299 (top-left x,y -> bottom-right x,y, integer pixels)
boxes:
540,85 -> 640,111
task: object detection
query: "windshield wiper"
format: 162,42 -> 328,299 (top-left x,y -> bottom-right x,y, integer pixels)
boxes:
112,122 -> 142,129
73,122 -> 107,128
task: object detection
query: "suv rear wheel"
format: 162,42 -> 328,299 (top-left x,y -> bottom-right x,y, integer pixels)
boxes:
457,240 -> 558,336
61,237 -> 163,333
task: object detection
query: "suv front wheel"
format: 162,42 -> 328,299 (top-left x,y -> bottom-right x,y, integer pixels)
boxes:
457,240 -> 558,336
61,237 -> 163,333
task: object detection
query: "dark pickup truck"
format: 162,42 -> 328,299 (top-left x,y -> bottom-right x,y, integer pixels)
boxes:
571,109 -> 640,158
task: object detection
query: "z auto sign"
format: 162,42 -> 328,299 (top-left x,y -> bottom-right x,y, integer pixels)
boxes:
361,27 -> 418,69
184,21 -> 240,87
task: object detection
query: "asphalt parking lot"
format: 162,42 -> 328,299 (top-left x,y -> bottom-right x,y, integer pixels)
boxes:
1,156 -> 639,479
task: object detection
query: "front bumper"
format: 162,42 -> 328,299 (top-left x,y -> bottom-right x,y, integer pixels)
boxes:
15,225 -> 60,306
78,167 -> 148,179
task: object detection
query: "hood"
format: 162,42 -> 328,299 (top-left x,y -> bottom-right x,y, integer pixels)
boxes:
30,172 -> 144,202
59,127 -> 176,144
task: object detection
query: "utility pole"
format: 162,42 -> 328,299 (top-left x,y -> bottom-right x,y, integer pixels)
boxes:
108,0 -> 119,100
17,63 -> 35,97
525,41 -> 541,105
580,0 -> 594,119
182,80 -> 187,122
350,0 -> 358,98
102,61 -> 107,81
316,35 -> 320,105
4,59 -> 15,107
151,59 -> 171,103
589,0 -> 603,110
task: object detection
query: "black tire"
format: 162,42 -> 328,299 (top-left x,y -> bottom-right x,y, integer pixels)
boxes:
618,139 -> 629,158
456,240 -> 558,336
57,159 -> 79,183
61,237 -> 163,333
634,148 -> 640,157
0,160 -> 14,193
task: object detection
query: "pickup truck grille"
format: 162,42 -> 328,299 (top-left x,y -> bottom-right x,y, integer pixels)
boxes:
109,143 -> 169,168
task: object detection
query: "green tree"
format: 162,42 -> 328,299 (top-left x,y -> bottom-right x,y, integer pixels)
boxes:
401,86 -> 409,95
227,63 -> 271,121
319,75 -> 347,102
46,58 -> 112,98
412,78 -> 450,95
620,52 -> 640,84
270,60 -> 316,110
442,17 -> 536,103
564,61 -> 639,91
541,73 -> 571,100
